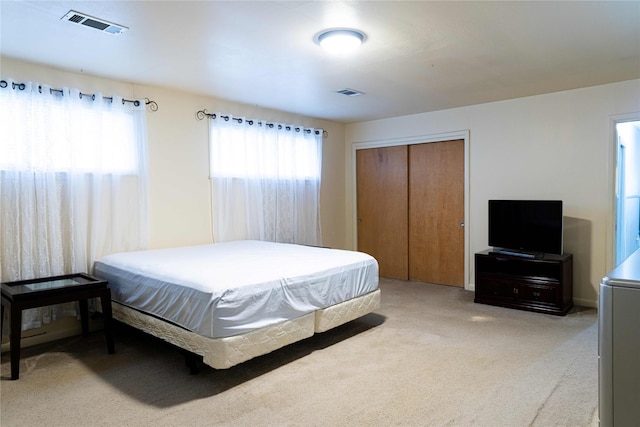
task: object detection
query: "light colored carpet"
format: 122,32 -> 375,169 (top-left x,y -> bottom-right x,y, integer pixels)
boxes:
1,278 -> 598,426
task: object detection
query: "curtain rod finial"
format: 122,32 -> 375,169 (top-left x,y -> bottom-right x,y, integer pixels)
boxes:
145,98 -> 158,112
196,109 -> 216,120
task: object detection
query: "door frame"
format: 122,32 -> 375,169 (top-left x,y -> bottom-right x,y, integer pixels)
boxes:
608,112 -> 640,271
351,130 -> 471,290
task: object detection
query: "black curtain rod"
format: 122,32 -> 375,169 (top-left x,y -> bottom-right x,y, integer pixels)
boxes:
196,109 -> 328,138
0,79 -> 158,111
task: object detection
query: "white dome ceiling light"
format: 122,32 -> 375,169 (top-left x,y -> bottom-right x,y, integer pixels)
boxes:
315,28 -> 366,54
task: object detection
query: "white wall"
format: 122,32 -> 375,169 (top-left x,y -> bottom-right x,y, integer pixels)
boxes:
346,79 -> 640,308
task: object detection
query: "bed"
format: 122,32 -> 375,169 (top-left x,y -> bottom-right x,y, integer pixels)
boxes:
93,240 -> 380,371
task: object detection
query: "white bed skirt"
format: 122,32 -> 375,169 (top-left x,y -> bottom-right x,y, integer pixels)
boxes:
111,289 -> 381,369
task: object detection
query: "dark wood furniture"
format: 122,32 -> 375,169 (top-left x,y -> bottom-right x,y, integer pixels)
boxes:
1,273 -> 115,380
474,249 -> 573,315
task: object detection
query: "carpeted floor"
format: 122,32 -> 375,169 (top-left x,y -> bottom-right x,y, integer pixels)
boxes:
1,278 -> 598,426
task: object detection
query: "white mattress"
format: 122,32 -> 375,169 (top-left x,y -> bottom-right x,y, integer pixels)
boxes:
93,240 -> 379,339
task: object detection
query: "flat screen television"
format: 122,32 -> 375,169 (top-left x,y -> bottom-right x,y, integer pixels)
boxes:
488,200 -> 563,256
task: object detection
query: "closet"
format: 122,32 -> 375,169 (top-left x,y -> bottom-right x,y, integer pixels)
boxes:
356,139 -> 464,287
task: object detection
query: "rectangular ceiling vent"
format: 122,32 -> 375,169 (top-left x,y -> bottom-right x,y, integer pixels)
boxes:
61,10 -> 128,35
337,88 -> 365,97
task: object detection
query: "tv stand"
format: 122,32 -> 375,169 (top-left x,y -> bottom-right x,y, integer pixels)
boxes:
474,249 -> 573,315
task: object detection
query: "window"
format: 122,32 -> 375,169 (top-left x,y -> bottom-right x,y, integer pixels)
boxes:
0,85 -> 140,173
210,125 -> 321,180
209,115 -> 322,245
0,79 -> 149,329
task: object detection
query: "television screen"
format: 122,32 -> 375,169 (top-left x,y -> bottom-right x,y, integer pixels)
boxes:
488,200 -> 563,255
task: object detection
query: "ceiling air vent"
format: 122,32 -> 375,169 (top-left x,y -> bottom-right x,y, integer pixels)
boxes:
61,10 -> 128,35
337,88 -> 365,97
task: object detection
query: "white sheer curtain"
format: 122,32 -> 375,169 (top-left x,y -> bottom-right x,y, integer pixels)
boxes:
0,79 -> 149,329
209,115 -> 322,246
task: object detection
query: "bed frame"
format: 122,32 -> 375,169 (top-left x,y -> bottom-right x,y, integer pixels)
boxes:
110,289 -> 381,372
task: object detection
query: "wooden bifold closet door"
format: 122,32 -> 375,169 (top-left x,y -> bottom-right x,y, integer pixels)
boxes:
356,139 -> 464,287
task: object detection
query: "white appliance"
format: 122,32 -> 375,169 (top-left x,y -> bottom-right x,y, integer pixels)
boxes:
599,248 -> 640,426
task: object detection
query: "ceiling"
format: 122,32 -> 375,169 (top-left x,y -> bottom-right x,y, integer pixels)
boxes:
1,1 -> 639,123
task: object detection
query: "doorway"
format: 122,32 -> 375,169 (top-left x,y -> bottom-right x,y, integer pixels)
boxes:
615,120 -> 640,266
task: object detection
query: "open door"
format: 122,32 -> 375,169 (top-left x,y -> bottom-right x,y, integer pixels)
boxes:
615,120 -> 640,266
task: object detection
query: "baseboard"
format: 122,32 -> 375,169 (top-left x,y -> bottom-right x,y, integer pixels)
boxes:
573,296 -> 598,309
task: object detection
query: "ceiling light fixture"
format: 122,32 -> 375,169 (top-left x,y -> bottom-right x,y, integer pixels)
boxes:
315,28 -> 366,55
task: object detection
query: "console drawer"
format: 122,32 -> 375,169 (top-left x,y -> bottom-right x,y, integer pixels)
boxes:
520,283 -> 559,306
476,275 -> 515,300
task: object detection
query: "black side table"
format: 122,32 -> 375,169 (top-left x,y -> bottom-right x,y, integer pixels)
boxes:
1,273 -> 115,380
